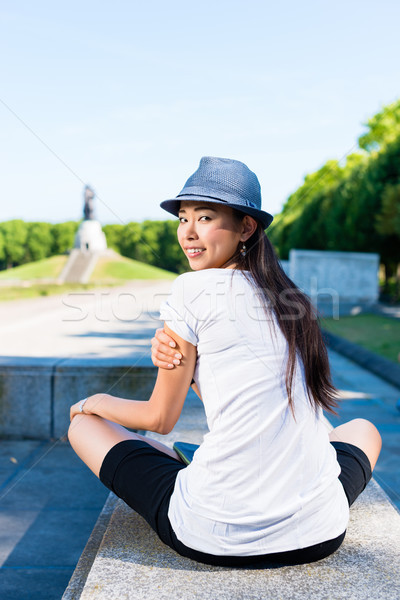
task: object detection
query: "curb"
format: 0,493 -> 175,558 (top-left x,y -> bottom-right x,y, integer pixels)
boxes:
62,493 -> 119,600
322,330 -> 400,390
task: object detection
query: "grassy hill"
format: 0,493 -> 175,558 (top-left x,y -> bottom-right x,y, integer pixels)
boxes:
0,252 -> 176,301
91,253 -> 176,282
0,255 -> 68,280
0,253 -> 175,282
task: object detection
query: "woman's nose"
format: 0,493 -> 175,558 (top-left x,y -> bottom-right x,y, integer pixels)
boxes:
184,221 -> 199,239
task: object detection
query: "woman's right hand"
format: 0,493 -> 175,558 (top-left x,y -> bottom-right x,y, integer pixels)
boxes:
151,327 -> 182,369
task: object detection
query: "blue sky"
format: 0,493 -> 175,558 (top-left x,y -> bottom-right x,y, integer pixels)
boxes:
1,0 -> 399,225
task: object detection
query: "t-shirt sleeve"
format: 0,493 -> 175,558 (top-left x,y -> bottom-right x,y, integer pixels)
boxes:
159,275 -> 198,346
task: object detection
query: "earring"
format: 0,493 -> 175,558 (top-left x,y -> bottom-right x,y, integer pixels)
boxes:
240,243 -> 247,257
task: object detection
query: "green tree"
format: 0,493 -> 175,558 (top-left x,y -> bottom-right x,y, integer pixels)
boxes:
138,220 -> 187,273
51,221 -> 79,254
104,220 -> 186,274
375,181 -> 400,292
0,220 -> 28,268
375,182 -> 400,238
353,136 -> 400,263
102,224 -> 124,253
0,230 -> 5,264
157,220 -> 187,273
330,159 -> 369,252
25,222 -> 53,262
358,99 -> 400,152
119,222 -> 142,260
134,220 -> 160,265
269,159 -> 348,258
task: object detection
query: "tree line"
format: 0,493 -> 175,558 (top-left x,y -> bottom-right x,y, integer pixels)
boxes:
0,221 -> 79,271
102,220 -> 187,273
268,99 -> 400,286
0,218 -> 187,274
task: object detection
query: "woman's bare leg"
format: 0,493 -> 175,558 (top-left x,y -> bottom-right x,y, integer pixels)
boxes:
329,418 -> 382,470
68,414 -> 181,478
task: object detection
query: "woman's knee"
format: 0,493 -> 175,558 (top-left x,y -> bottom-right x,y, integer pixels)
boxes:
349,418 -> 381,447
67,413 -> 121,478
68,413 -> 96,447
330,418 -> 382,470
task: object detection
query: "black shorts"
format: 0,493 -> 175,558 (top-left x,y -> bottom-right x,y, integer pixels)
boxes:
99,439 -> 372,567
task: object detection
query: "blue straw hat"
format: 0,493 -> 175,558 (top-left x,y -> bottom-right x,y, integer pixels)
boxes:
160,156 -> 273,229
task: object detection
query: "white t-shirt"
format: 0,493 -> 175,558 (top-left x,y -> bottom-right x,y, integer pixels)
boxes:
159,269 -> 349,556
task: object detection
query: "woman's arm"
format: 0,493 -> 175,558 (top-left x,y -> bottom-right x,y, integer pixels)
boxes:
151,327 -> 202,399
70,323 -> 197,434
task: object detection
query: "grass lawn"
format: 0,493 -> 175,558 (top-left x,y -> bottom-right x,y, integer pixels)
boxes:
322,314 -> 400,363
0,255 -> 68,280
91,254 -> 176,282
0,283 -> 118,302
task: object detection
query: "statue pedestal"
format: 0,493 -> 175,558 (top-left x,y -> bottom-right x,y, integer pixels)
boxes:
59,221 -> 107,283
74,220 -> 107,252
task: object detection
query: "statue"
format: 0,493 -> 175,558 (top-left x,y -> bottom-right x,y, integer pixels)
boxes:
83,185 -> 95,220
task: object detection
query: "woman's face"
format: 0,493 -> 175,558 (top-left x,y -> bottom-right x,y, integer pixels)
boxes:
177,201 -> 244,270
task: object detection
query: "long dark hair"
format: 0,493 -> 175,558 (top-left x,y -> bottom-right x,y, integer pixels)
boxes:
235,221 -> 338,415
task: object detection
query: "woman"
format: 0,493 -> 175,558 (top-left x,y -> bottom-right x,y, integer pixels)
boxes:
69,156 -> 381,567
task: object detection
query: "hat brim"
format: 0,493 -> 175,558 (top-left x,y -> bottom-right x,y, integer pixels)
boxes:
160,195 -> 273,229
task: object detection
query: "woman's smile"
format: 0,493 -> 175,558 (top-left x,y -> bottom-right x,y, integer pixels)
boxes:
185,247 -> 206,257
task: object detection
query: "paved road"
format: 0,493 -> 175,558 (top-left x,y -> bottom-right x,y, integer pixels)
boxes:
0,280 -> 173,358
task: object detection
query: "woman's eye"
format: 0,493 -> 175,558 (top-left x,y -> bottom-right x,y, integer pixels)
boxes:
178,215 -> 210,223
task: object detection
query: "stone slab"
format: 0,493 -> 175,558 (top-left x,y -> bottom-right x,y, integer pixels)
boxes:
77,480 -> 400,600
289,249 -> 380,301
0,363 -> 53,438
0,358 -> 158,439
289,250 -> 380,316
53,364 -> 157,439
64,385 -> 400,600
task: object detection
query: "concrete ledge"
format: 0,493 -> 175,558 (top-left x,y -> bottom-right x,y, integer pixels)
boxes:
323,330 -> 400,390
0,360 -> 54,438
62,493 -> 119,600
71,481 -> 400,600
0,357 -> 157,439
53,361 -> 157,439
63,392 -> 400,599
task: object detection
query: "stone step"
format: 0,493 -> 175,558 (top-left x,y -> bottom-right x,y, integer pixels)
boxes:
63,391 -> 400,600
59,249 -> 99,284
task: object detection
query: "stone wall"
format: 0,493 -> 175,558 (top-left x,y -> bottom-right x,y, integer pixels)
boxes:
288,250 -> 380,316
0,357 -> 157,439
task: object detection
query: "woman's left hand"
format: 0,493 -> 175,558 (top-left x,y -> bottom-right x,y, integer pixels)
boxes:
151,327 -> 182,369
70,395 -> 93,422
